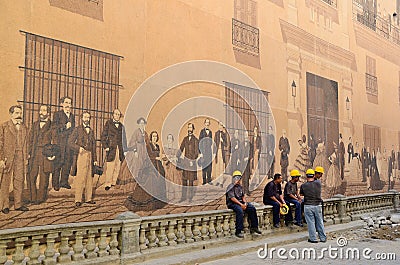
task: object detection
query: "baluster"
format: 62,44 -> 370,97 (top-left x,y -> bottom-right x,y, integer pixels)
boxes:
263,209 -> 271,230
208,216 -> 216,239
167,219 -> 177,246
139,224 -> 148,250
98,228 -> 109,257
85,229 -> 98,259
229,214 -> 236,235
176,220 -> 185,244
109,227 -> 120,256
184,219 -> 194,243
201,217 -> 209,240
215,216 -> 223,238
43,233 -> 58,265
57,231 -> 72,263
148,224 -> 157,248
243,213 -> 249,233
222,214 -> 230,237
28,235 -> 42,265
157,221 -> 168,247
192,218 -> 201,242
72,230 -> 85,261
13,236 -> 28,265
0,239 -> 8,264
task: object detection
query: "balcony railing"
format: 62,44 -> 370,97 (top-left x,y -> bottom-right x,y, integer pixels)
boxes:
352,0 -> 400,46
232,18 -> 260,55
366,73 -> 378,96
321,0 -> 337,8
0,192 -> 398,264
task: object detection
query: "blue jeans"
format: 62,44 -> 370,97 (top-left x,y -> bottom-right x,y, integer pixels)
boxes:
228,203 -> 259,233
264,199 -> 292,225
304,205 -> 326,242
286,198 -> 302,225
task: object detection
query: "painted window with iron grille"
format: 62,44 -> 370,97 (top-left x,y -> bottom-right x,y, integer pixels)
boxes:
19,31 -> 122,159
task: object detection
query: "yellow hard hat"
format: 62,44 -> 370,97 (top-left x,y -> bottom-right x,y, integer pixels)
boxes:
232,170 -> 242,177
306,169 -> 315,176
315,166 -> 324,174
290,169 -> 301,177
280,204 -> 289,215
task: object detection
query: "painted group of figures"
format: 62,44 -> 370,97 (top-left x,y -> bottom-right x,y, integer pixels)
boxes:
2,96 -> 399,215
121,118 -> 268,210
290,133 -> 400,198
0,97 -> 130,214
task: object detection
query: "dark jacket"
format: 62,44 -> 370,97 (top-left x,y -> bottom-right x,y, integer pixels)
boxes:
100,119 -> 127,162
68,125 -> 97,164
52,110 -> 75,160
27,120 -> 54,173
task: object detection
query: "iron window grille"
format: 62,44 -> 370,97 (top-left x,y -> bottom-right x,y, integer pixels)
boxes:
19,31 -> 122,160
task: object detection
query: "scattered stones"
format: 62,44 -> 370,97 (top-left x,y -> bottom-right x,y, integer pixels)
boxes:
389,213 -> 400,224
360,212 -> 400,241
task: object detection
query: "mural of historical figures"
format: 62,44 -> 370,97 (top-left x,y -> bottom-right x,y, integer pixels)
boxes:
213,122 -> 229,181
101,109 -> 127,191
27,105 -> 53,204
164,134 -> 182,201
251,126 -> 262,176
240,130 -> 253,196
293,135 -> 310,182
278,129 -> 290,182
338,134 -> 346,180
177,123 -> 200,202
266,125 -> 275,179
308,134 -> 317,167
199,118 -> 213,185
230,129 -> 241,174
324,143 -> 342,197
369,149 -> 385,191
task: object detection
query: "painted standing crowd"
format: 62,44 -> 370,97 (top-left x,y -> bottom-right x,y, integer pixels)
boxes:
1,96 -> 399,214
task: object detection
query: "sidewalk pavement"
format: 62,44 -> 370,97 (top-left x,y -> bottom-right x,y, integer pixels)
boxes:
134,220 -> 367,265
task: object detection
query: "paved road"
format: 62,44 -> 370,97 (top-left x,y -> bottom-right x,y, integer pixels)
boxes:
202,237 -> 400,265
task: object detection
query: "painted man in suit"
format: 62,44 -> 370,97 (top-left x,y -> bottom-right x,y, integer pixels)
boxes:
101,109 -> 127,191
240,130 -> 253,196
199,118 -> 213,185
27,105 -> 54,204
178,123 -> 200,202
347,137 -> 354,164
214,122 -> 230,179
230,129 -> 241,174
52,96 -> 75,190
279,129 -> 290,182
0,105 -> 29,213
338,133 -> 346,180
69,112 -> 97,207
266,126 -> 275,179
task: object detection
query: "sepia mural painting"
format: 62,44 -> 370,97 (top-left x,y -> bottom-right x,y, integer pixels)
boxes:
0,0 -> 400,230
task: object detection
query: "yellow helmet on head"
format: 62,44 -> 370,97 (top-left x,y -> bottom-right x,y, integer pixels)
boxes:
232,170 -> 242,177
315,166 -> 324,174
306,169 -> 315,176
290,169 -> 301,177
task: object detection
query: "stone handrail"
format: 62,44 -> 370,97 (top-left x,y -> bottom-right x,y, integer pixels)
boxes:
0,192 -> 398,264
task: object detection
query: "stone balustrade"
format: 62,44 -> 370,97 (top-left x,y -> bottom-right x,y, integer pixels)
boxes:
0,191 -> 398,264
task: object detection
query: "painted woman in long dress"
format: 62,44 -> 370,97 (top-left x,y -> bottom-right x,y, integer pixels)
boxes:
163,134 -> 182,201
325,143 -> 342,198
313,141 -> 330,178
117,117 -> 149,193
293,135 -> 311,182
